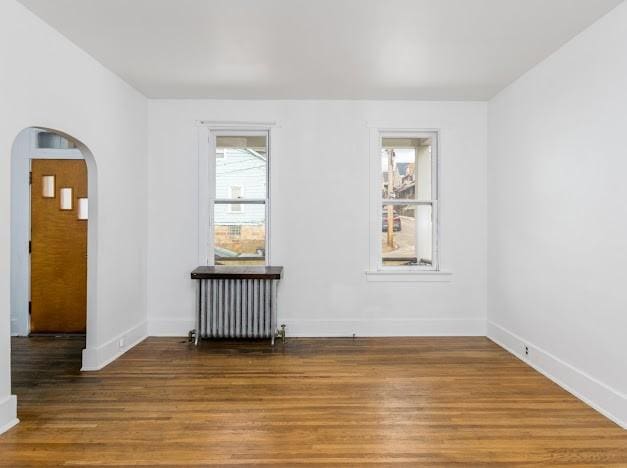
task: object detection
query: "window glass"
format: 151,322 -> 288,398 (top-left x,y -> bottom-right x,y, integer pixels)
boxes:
214,206 -> 265,266
377,132 -> 437,270
37,131 -> 77,149
381,204 -> 432,267
381,137 -> 432,201
215,136 -> 267,199
212,133 -> 268,266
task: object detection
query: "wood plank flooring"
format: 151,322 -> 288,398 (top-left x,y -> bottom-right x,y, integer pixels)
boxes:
2,336 -> 626,466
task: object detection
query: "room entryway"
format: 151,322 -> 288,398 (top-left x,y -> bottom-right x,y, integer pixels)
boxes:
10,127 -> 97,367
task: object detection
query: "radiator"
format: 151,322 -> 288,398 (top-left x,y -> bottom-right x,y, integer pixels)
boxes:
198,278 -> 277,342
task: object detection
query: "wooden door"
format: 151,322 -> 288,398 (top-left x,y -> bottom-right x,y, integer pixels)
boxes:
30,159 -> 87,333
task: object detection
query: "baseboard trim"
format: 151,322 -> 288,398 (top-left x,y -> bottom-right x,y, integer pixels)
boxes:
283,318 -> 487,337
487,321 -> 626,429
0,395 -> 19,436
148,318 -> 486,337
81,321 -> 148,371
10,318 -> 28,337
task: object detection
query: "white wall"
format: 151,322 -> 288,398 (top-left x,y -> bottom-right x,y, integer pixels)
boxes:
147,100 -> 487,337
0,0 -> 148,432
488,2 -> 627,427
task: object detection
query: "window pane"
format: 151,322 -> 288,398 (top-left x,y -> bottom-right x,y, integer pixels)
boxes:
381,204 -> 432,266
381,137 -> 432,201
37,131 -> 76,149
215,135 -> 267,199
214,204 -> 265,266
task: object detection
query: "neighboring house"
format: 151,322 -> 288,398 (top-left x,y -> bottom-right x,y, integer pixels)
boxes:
382,156 -> 417,216
395,162 -> 416,201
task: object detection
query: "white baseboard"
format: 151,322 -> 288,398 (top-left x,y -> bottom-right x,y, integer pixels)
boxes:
283,318 -> 486,337
487,321 -> 626,429
81,321 -> 148,371
0,395 -> 19,436
10,318 -> 28,337
148,317 -> 486,337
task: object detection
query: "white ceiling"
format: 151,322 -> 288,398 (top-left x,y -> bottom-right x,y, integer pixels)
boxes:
18,0 -> 623,100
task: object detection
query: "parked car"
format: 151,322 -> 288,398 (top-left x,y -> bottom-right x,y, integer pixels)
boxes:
382,212 -> 402,232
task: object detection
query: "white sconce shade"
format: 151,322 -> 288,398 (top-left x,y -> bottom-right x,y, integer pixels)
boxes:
60,187 -> 73,210
42,175 -> 55,198
78,198 -> 88,220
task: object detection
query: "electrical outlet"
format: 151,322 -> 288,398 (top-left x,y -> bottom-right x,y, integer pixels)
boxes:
524,345 -> 529,356
118,338 -> 125,348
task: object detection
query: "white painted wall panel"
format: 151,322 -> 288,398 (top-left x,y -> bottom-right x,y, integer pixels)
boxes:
0,0 -> 148,432
147,100 -> 487,336
488,2 -> 627,425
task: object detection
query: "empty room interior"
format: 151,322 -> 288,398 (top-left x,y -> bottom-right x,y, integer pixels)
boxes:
1,0 -> 627,465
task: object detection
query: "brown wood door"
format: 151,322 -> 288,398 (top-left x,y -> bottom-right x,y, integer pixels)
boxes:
30,159 -> 87,333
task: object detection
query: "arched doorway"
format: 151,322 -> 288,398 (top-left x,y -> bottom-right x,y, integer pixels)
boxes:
10,127 -> 98,367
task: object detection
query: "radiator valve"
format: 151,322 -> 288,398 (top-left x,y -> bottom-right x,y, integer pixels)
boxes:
276,324 -> 286,344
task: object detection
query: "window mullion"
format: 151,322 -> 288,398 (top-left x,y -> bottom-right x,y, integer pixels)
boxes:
382,199 -> 435,206
214,199 -> 266,205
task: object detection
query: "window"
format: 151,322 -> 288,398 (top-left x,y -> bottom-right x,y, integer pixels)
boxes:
372,131 -> 438,271
228,225 -> 241,238
229,186 -> 243,212
209,131 -> 269,266
37,131 -> 76,149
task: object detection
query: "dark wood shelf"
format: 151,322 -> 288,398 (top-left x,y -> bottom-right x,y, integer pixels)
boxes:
191,266 -> 283,280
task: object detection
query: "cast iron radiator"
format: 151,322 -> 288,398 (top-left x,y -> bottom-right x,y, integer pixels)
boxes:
190,266 -> 283,345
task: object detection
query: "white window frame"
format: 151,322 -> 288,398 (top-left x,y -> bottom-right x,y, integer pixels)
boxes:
197,123 -> 272,266
368,128 -> 444,277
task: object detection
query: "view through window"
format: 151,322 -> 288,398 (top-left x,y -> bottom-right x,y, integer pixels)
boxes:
212,133 -> 268,266
381,135 -> 437,268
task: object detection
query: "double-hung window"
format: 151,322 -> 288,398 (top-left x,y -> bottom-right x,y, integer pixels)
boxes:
208,131 -> 269,266
373,130 -> 438,271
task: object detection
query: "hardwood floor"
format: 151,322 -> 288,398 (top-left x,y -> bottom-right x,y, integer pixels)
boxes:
2,336 -> 626,466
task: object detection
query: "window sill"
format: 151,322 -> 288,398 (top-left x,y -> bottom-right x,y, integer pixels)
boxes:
365,270 -> 453,282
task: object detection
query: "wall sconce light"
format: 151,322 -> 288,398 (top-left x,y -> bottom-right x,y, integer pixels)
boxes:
60,187 -> 73,210
42,175 -> 55,198
78,198 -> 88,220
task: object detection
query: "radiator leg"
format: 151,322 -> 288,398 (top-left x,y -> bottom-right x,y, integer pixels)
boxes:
195,280 -> 202,346
271,280 -> 277,346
